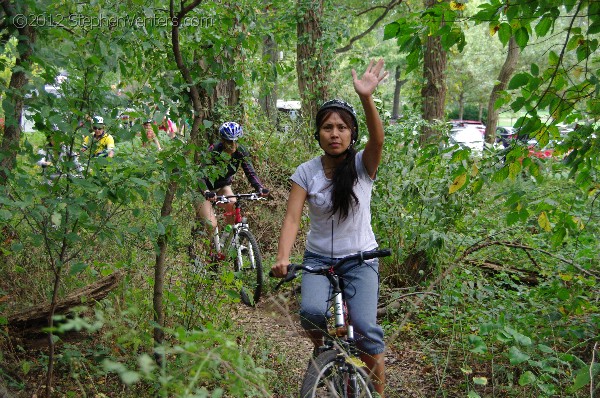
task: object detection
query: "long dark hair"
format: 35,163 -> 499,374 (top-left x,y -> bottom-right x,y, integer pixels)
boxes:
316,109 -> 359,221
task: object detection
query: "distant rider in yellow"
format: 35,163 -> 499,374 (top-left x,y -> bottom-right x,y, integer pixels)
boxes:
81,116 -> 115,158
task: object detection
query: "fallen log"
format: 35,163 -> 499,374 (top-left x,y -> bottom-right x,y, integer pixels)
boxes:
5,270 -> 123,333
465,259 -> 540,286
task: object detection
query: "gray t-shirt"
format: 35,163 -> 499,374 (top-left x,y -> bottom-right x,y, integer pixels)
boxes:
291,150 -> 378,257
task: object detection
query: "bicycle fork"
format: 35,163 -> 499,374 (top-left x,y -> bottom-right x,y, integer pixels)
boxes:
328,278 -> 362,398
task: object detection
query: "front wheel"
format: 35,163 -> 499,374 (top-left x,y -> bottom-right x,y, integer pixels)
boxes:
233,229 -> 263,307
300,349 -> 375,398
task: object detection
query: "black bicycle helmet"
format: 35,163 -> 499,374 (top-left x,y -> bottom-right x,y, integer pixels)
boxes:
314,99 -> 359,143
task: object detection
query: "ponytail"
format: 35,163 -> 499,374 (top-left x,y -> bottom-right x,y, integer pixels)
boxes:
330,146 -> 358,221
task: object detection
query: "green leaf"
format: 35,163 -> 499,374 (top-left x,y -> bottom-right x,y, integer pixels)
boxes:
22,361 -> 32,375
588,20 -> 600,35
492,166 -> 509,182
69,262 -> 88,276
509,329 -> 532,346
157,222 -> 166,235
518,370 -> 536,386
548,50 -> 559,65
508,73 -> 530,90
473,376 -> 488,385
468,334 -> 488,354
551,227 -> 567,247
514,27 -> 529,49
511,97 -> 525,112
498,23 -> 512,46
537,344 -> 555,354
571,364 -> 600,391
138,354 -> 156,376
383,22 -> 400,40
508,346 -> 530,364
467,392 -> 481,398
470,178 -> 484,194
120,370 -> 140,385
535,18 -> 553,37
0,209 -> 12,221
51,212 -> 62,227
508,161 -> 521,180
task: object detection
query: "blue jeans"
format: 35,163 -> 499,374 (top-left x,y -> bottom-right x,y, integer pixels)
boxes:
300,250 -> 385,355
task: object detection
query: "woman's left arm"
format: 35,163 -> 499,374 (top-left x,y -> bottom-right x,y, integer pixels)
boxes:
352,59 -> 387,179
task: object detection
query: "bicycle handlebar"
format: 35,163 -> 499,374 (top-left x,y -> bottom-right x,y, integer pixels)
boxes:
269,249 -> 391,290
214,192 -> 267,205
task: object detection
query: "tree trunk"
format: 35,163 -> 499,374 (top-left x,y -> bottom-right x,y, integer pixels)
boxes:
296,0 -> 329,124
153,179 -> 176,362
485,36 -> 520,143
391,65 -> 407,120
259,33 -> 278,127
458,91 -> 465,120
420,0 -> 447,144
0,1 -> 36,184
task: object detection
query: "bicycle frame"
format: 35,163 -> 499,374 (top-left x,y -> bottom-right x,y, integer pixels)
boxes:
211,193 -> 263,262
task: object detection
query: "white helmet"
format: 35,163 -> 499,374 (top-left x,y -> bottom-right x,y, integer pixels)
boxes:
93,116 -> 104,125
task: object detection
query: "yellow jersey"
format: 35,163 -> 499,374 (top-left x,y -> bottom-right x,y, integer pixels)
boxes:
82,132 -> 115,157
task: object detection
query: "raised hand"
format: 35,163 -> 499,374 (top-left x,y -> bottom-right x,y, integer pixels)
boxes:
351,58 -> 388,98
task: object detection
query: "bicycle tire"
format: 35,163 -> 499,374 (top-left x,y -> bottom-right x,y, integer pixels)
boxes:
233,229 -> 263,307
300,349 -> 375,398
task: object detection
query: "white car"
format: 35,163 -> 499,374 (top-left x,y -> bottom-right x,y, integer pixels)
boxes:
450,125 -> 485,154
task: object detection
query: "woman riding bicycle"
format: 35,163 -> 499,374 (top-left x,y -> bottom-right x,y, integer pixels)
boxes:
271,59 -> 388,397
197,122 -> 269,229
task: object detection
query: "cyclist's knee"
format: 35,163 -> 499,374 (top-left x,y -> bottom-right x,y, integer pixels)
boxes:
353,323 -> 385,354
299,310 -> 327,331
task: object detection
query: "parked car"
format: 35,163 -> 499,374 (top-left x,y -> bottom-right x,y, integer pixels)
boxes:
450,124 -> 485,154
450,119 -> 486,134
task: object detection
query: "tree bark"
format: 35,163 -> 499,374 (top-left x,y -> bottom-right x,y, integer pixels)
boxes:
259,33 -> 278,127
0,1 -> 36,184
420,0 -> 447,144
296,0 -> 328,124
485,36 -> 520,143
391,65 -> 407,120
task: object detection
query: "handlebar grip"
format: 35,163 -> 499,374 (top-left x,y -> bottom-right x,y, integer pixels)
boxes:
361,249 -> 392,261
270,264 -> 298,290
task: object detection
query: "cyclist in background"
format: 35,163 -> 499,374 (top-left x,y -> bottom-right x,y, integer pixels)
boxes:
142,119 -> 162,151
197,121 -> 269,230
271,59 -> 388,396
81,116 -> 115,158
37,125 -> 83,183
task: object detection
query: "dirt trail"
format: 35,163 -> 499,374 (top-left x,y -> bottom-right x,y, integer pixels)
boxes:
232,290 -> 437,398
